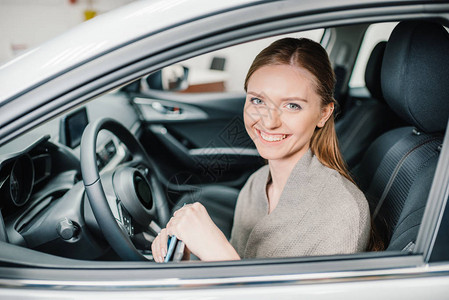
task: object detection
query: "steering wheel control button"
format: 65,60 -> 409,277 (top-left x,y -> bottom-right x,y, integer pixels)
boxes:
57,218 -> 79,240
122,210 -> 134,236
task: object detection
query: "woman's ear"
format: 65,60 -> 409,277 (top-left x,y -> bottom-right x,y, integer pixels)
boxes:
317,102 -> 334,128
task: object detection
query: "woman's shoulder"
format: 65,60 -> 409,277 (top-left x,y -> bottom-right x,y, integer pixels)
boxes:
311,156 -> 368,213
310,156 -> 370,246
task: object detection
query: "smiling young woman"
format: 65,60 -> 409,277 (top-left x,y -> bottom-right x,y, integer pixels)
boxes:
243,38 -> 353,185
151,38 -> 371,262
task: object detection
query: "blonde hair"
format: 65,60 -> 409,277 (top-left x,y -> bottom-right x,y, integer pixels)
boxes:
244,38 -> 354,184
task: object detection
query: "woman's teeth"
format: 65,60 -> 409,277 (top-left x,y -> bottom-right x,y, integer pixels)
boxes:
260,131 -> 287,142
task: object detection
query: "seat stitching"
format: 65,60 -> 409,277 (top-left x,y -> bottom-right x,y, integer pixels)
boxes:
373,135 -> 440,219
387,150 -> 439,231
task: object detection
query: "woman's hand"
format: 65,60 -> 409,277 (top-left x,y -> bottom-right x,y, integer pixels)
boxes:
151,228 -> 192,263
167,202 -> 240,261
152,202 -> 240,262
151,228 -> 169,263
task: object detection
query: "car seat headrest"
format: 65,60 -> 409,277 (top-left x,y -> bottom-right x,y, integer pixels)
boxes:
365,41 -> 387,101
381,21 -> 449,133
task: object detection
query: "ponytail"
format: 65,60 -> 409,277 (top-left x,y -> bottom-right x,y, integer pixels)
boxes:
310,114 -> 355,184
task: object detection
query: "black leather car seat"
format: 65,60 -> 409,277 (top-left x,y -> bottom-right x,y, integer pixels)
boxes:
336,41 -> 401,169
355,20 -> 449,251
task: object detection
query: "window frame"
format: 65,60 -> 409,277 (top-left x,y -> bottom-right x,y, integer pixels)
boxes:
0,1 -> 448,288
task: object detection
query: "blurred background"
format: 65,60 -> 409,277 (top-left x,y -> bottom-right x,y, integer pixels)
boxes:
0,0 -> 395,93
0,0 -> 133,64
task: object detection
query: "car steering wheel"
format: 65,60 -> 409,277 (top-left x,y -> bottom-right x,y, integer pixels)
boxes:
80,118 -> 170,261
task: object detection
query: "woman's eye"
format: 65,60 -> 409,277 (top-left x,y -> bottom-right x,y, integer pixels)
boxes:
250,97 -> 263,105
286,103 -> 301,110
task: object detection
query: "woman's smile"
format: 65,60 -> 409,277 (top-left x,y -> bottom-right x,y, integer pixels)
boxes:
256,128 -> 291,143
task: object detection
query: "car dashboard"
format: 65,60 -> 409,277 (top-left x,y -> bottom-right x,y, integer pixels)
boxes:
0,91 -> 140,260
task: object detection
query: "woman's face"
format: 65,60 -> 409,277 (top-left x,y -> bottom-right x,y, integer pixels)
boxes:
244,64 -> 333,163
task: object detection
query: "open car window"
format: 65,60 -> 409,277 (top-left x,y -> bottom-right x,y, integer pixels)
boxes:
0,22 -> 440,260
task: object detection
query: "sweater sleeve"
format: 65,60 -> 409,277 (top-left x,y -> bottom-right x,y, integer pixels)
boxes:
229,180 -> 250,254
270,170 -> 370,258
311,204 -> 368,255
309,176 -> 371,255
229,166 -> 269,257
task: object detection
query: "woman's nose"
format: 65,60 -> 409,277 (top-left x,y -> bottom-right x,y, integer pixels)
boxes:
262,106 -> 282,129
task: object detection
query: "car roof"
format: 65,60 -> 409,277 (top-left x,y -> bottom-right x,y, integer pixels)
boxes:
0,0 -> 260,104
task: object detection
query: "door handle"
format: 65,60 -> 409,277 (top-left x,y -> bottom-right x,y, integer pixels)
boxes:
151,101 -> 183,115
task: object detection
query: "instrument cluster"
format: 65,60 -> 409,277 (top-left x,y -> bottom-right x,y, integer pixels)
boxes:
0,137 -> 52,209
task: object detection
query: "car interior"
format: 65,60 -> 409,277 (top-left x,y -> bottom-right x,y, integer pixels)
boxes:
0,18 -> 448,264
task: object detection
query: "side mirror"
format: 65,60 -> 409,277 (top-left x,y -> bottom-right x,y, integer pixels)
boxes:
146,65 -> 189,91
165,65 -> 189,91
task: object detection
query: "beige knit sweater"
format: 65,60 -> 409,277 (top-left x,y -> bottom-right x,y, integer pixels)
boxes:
230,150 -> 370,258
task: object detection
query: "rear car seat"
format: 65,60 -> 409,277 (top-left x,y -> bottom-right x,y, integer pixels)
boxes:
336,41 -> 402,169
